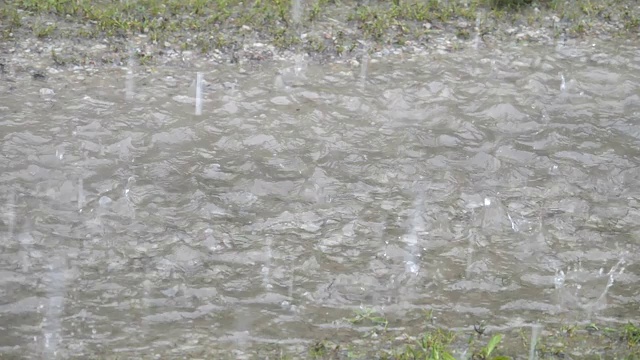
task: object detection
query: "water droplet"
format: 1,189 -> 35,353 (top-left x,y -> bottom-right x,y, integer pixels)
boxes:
554,269 -> 565,289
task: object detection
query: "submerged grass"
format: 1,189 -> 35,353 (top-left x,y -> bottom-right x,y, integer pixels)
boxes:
1,0 -> 639,65
296,310 -> 640,359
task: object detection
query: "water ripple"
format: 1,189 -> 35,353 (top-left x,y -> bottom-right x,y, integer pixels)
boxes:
0,41 -> 639,357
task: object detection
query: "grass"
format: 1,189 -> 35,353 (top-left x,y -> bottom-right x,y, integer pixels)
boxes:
288,309 -> 640,359
0,0 -> 639,65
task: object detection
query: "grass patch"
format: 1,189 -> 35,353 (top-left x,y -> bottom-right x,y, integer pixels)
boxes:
298,312 -> 640,359
0,0 -> 638,62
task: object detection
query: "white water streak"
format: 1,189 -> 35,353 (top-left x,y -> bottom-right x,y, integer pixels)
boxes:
359,49 -> 369,90
77,177 -> 84,211
529,324 -> 542,360
291,0 -> 302,25
42,255 -> 67,359
6,190 -> 16,237
195,72 -> 204,116
404,190 -> 425,275
125,47 -> 135,101
288,262 -> 295,300
474,11 -> 481,50
263,237 -> 273,290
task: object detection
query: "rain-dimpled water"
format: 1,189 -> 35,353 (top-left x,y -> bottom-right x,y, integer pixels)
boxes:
1,37 -> 639,359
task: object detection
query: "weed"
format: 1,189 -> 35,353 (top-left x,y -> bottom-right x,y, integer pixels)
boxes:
385,329 -> 456,360
310,340 -> 342,359
1,0 -> 639,60
456,28 -> 471,39
309,0 -> 323,21
475,333 -> 505,359
33,20 -> 55,38
1,7 -> 22,28
50,49 -> 65,66
623,322 -> 640,346
347,307 -> 388,328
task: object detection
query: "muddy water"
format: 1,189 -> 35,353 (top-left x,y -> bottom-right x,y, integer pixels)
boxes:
1,40 -> 639,359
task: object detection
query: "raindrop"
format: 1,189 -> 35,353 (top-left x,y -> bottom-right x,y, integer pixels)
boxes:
403,190 -> 425,276
596,257 -> 626,303
507,212 -> 519,232
125,45 -> 135,101
554,269 -> 565,289
359,46 -> 369,89
406,260 -> 420,275
473,11 -> 481,50
77,178 -> 84,211
6,190 -> 16,236
291,0 -> 302,25
529,324 -> 542,360
274,73 -> 285,90
56,147 -> 64,160
99,196 -> 112,207
124,176 -> 135,198
288,261 -> 295,302
42,255 -> 67,359
263,237 -> 273,290
195,72 -> 204,116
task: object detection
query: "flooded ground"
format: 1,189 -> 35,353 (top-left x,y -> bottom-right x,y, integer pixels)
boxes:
1,38 -> 639,359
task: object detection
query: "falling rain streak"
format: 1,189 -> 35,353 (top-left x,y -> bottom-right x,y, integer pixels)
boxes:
195,72 -> 204,116
529,324 -> 542,360
359,47 -> 369,90
125,45 -> 135,101
77,177 -> 84,211
474,11 -> 482,50
403,189 -> 425,275
42,255 -> 67,359
291,0 -> 302,25
6,190 -> 16,237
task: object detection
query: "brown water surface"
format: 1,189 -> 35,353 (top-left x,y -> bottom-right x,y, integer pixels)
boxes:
0,40 -> 639,358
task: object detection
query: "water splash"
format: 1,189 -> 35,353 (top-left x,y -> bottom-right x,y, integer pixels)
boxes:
481,196 -> 509,233
554,256 -> 626,314
559,73 -> 566,92
591,257 -> 626,310
195,72 -> 204,116
506,212 -> 519,232
55,146 -> 64,161
294,53 -> 306,77
554,268 -> 565,289
124,176 -> 135,199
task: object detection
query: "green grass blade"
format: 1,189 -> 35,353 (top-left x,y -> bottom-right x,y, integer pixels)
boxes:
485,334 -> 503,356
